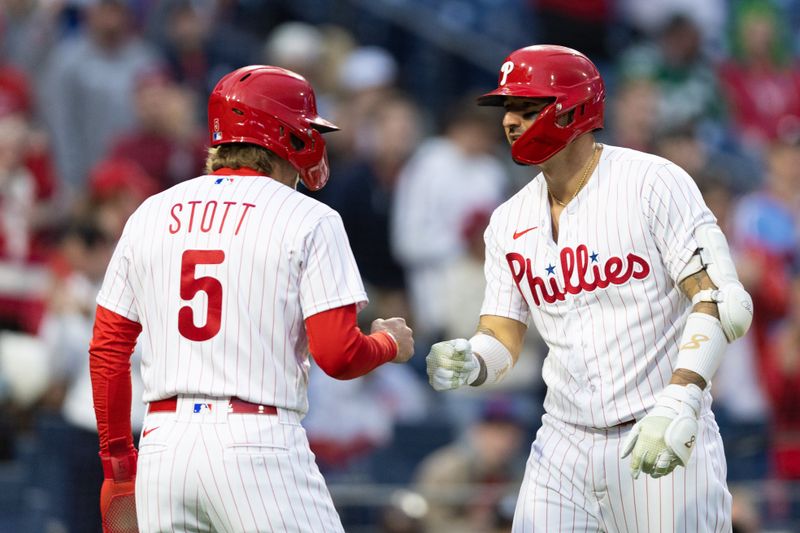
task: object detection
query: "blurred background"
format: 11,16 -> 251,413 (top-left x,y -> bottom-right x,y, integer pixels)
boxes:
0,0 -> 796,531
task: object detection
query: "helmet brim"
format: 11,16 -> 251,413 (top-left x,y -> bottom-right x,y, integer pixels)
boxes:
310,116 -> 340,133
476,84 -> 558,107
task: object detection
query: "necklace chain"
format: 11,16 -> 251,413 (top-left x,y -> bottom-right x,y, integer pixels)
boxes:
548,143 -> 602,207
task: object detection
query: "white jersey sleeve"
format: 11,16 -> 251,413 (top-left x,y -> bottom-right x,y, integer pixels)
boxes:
643,163 -> 716,283
479,210 -> 530,324
96,218 -> 140,322
299,212 -> 368,318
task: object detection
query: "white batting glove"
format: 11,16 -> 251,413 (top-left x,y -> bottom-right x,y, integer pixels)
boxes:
426,339 -> 480,391
620,384 -> 703,479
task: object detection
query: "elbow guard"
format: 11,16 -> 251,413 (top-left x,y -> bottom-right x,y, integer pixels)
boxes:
678,223 -> 753,342
692,285 -> 752,342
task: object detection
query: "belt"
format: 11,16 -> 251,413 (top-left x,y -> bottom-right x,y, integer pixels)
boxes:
148,396 -> 277,415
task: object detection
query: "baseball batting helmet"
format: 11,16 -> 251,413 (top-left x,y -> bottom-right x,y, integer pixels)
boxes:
477,44 -> 605,165
208,65 -> 339,190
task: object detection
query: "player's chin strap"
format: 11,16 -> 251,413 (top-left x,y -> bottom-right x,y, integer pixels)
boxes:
675,223 -> 753,385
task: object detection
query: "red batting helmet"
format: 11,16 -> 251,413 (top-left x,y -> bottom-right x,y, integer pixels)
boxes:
477,45 -> 605,165
208,65 -> 339,190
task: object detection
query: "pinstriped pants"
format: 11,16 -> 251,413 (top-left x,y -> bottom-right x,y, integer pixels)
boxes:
513,413 -> 731,532
135,396 -> 344,533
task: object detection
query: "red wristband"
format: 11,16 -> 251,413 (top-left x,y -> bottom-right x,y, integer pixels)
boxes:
100,450 -> 137,481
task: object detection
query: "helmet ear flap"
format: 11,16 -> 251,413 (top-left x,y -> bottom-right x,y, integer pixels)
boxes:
510,103 -> 570,165
287,127 -> 330,190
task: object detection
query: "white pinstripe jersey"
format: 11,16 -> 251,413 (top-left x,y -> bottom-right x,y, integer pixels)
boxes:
481,145 -> 716,428
97,174 -> 367,414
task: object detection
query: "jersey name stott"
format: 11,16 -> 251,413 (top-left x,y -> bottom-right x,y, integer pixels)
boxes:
168,200 -> 256,235
506,244 -> 651,306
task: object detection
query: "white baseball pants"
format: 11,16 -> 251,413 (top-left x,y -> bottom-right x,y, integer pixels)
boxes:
135,396 -> 344,533
512,413 -> 731,532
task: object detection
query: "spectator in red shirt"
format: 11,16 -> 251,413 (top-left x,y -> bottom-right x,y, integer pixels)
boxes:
763,274 -> 800,479
109,71 -> 207,190
718,0 -> 800,151
84,157 -> 159,239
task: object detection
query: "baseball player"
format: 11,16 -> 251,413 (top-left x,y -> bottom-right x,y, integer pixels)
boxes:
89,65 -> 414,533
426,45 -> 753,532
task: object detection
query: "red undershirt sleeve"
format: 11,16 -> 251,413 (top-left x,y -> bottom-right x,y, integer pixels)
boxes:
305,304 -> 397,380
89,305 -> 142,457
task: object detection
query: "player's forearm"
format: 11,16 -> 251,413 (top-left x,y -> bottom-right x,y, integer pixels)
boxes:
670,283 -> 717,389
669,368 -> 706,389
475,316 -> 526,363
89,305 -> 141,454
680,270 -> 720,320
306,304 -> 396,380
467,316 -> 527,387
673,236 -> 753,390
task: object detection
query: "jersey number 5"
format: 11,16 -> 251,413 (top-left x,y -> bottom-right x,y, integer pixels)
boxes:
179,249 -> 225,341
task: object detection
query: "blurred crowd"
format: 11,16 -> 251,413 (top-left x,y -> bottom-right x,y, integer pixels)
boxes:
0,0 -> 798,531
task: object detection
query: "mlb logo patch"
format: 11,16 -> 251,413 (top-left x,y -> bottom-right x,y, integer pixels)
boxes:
214,177 -> 234,184
193,403 -> 213,413
212,131 -> 222,141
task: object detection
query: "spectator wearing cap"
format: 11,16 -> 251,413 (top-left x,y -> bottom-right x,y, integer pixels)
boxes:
325,45 -> 401,167
439,208 -> 545,429
84,156 -> 159,239
413,395 -> 527,533
262,21 -> 325,86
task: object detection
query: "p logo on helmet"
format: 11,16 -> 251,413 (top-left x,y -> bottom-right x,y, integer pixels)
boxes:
478,44 -> 605,165
500,61 -> 515,86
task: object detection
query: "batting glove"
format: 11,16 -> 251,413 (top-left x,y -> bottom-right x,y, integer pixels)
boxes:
426,338 -> 480,391
100,438 -> 139,533
620,384 -> 703,479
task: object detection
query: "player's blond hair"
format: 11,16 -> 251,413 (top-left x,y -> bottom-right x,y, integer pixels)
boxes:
205,143 -> 281,175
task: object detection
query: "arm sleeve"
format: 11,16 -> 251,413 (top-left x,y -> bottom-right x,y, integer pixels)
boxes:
299,213 -> 368,317
89,305 -> 142,455
643,163 -> 717,283
96,225 -> 139,321
305,304 -> 397,380
479,213 -> 531,323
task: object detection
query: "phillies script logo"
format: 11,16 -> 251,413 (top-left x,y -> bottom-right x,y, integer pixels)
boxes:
506,244 -> 651,306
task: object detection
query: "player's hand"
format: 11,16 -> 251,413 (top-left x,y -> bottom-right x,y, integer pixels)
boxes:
372,317 -> 414,363
620,384 -> 703,479
100,449 -> 139,533
426,339 -> 480,391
